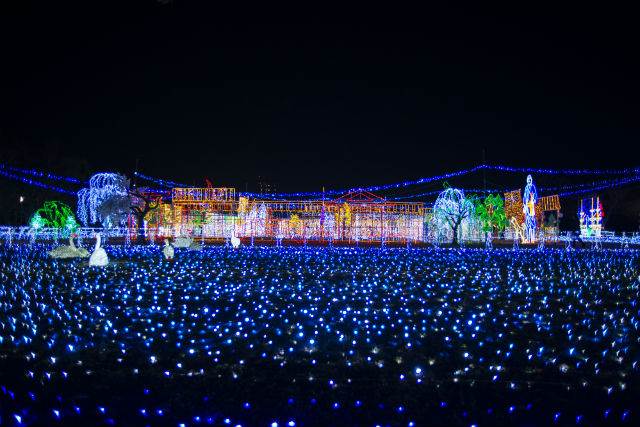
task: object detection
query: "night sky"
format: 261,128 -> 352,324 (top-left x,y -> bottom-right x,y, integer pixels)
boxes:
1,2 -> 640,226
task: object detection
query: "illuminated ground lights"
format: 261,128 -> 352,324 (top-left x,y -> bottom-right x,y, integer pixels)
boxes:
1,245 -> 639,426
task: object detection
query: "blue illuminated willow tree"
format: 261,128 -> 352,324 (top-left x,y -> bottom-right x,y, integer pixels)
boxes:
432,187 -> 475,246
77,173 -> 131,228
30,201 -> 78,236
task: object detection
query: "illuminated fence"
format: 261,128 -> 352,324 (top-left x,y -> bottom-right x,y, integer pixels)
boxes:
2,226 -> 640,247
0,226 -> 133,246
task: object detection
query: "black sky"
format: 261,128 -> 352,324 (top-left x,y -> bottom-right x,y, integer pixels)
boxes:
2,2 -> 640,194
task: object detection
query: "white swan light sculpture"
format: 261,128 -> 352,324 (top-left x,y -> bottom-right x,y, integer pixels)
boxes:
163,238 -> 175,260
89,233 -> 109,266
48,236 -> 90,259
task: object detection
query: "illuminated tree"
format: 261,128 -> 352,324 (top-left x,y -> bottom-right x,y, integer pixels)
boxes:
237,197 -> 249,214
30,201 -> 78,236
335,202 -> 352,239
289,214 -> 302,236
129,188 -> 161,243
474,194 -> 508,235
433,187 -> 474,246
77,173 -> 131,227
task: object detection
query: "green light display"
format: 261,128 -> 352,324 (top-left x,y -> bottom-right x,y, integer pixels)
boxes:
30,201 -> 79,234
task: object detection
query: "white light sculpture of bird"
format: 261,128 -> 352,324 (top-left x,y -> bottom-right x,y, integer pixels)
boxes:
163,238 -> 175,260
89,233 -> 109,266
48,236 -> 89,259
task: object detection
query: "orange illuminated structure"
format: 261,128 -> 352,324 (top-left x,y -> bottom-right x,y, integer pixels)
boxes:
146,187 -> 426,244
504,189 -> 561,237
170,187 -> 237,238
504,189 -> 525,226
235,191 -> 425,243
537,194 -> 561,234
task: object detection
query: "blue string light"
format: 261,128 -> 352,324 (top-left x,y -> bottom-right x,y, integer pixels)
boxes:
557,175 -> 640,197
0,169 -> 77,195
4,162 -> 640,201
138,164 -> 640,200
388,176 -> 640,200
482,164 -> 640,176
0,163 -> 85,184
542,177 -> 639,192
389,188 -> 504,201
133,172 -> 188,189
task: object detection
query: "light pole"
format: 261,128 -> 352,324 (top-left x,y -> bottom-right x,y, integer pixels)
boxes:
19,195 -> 25,225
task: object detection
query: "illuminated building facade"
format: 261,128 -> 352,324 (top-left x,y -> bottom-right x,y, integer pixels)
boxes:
145,188 -> 426,244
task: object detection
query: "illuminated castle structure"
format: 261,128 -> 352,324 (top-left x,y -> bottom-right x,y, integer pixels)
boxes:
142,187 -> 426,244
578,196 -> 603,238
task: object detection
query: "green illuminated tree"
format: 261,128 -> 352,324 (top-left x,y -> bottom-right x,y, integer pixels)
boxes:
474,194 -> 508,235
29,201 -> 78,236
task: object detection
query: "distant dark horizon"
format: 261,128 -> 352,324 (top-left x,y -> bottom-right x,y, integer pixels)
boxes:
2,2 -> 640,228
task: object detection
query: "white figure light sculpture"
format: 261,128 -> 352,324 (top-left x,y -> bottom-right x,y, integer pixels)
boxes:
485,232 -> 493,250
510,217 -> 525,248
522,174 -> 538,243
231,233 -> 241,249
48,236 -> 89,259
163,239 -> 175,260
89,233 -> 109,266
